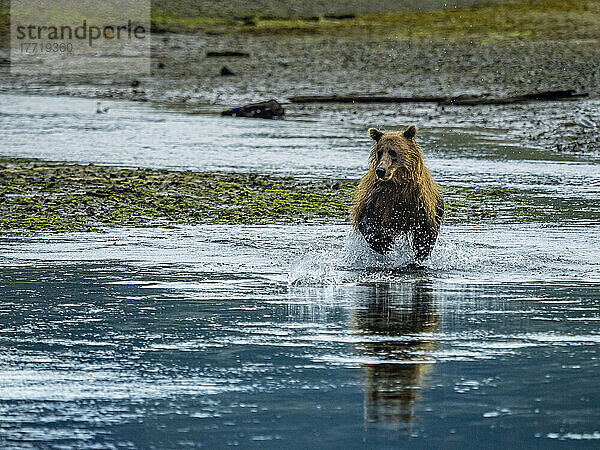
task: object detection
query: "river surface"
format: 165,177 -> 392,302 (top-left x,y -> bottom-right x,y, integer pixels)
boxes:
1,94 -> 600,448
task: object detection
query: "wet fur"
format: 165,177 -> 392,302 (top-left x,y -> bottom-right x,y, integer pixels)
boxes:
351,126 -> 444,260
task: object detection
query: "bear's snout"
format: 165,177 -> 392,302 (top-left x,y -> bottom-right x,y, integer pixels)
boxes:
375,167 -> 386,179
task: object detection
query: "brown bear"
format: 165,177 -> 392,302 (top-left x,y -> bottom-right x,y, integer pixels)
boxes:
351,125 -> 444,261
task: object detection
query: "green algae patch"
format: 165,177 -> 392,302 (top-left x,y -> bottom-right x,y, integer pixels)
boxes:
0,158 -> 355,232
1,158 -> 594,233
151,0 -> 600,42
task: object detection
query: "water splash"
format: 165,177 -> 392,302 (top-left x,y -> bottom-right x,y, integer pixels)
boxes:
289,231 -> 435,285
287,223 -> 600,286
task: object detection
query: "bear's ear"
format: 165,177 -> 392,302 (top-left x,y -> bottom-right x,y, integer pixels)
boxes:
368,128 -> 384,142
403,125 -> 417,140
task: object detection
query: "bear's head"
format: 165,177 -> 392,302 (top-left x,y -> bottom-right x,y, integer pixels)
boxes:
367,125 -> 424,182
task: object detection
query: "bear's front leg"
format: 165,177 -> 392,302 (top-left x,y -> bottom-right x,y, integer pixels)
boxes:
358,214 -> 396,254
411,222 -> 439,261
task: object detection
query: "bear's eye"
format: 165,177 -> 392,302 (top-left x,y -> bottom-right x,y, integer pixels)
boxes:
389,150 -> 397,158
377,151 -> 383,159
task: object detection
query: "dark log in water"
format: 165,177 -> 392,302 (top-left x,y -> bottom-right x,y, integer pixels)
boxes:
221,99 -> 285,119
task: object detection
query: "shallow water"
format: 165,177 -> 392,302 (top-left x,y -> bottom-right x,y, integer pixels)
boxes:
1,94 -> 600,448
1,94 -> 600,198
1,225 -> 600,448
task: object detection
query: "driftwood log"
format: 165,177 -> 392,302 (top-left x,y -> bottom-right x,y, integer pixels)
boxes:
289,95 -> 446,103
289,90 -> 587,106
206,51 -> 249,57
443,90 -> 588,105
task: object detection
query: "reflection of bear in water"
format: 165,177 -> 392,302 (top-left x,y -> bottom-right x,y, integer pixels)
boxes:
352,282 -> 439,428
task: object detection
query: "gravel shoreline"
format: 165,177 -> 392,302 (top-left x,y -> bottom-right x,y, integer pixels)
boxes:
2,35 -> 599,104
